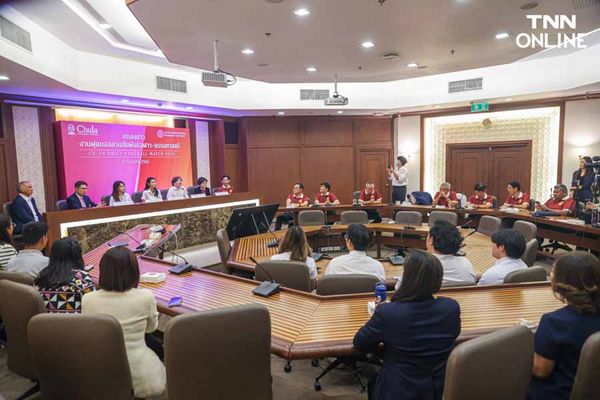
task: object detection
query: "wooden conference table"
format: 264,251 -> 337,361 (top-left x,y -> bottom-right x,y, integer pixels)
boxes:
84,225 -> 562,362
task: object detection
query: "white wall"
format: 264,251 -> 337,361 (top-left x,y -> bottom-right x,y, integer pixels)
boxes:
562,98 -> 600,187
395,116 -> 421,195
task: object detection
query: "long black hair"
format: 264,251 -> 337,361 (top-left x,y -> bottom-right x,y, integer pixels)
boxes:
34,238 -> 85,289
111,180 -> 126,202
0,215 -> 13,246
391,249 -> 443,302
144,177 -> 159,197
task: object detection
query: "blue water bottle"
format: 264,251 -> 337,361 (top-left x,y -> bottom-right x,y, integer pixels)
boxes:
374,282 -> 387,303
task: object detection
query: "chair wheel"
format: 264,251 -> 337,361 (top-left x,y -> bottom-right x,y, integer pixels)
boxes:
311,359 -> 319,367
284,363 -> 292,373
314,381 -> 322,391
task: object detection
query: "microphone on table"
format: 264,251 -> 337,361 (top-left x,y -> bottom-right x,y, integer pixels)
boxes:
249,256 -> 281,297
261,211 -> 280,248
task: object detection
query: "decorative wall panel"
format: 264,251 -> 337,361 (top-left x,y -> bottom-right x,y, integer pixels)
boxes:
195,121 -> 211,185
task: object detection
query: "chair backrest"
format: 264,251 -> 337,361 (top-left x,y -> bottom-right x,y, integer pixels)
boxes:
442,280 -> 477,288
528,199 -> 536,211
28,313 -> 134,400
298,210 -> 325,227
0,280 -> 46,379
513,220 -> 537,243
443,326 -> 533,400
131,191 -> 143,203
428,211 -> 458,227
0,271 -> 34,286
216,228 -> 231,273
521,239 -> 538,267
2,201 -> 12,218
316,274 -> 379,295
571,332 -> 600,400
101,195 -> 110,205
254,260 -> 312,292
395,211 -> 423,225
477,216 -> 502,236
160,188 -> 169,200
56,199 -> 68,211
340,210 -> 368,225
165,304 -> 272,400
186,186 -> 196,196
503,266 -> 547,284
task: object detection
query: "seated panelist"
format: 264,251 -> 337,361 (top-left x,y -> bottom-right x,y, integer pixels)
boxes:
503,181 -> 530,209
142,177 -> 163,203
11,180 -> 43,234
109,181 -> 133,206
468,183 -> 493,209
274,183 -> 309,231
358,182 -> 383,223
535,184 -> 575,216
193,177 -> 211,197
432,182 -> 458,208
67,180 -> 99,209
313,182 -> 340,206
166,176 -> 189,201
214,175 -> 234,195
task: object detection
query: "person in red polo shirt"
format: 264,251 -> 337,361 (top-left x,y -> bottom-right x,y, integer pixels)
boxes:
503,181 -> 530,209
468,183 -> 494,209
214,175 -> 234,195
314,182 -> 340,206
432,182 -> 458,208
535,184 -> 576,216
358,182 -> 383,223
275,183 -> 310,230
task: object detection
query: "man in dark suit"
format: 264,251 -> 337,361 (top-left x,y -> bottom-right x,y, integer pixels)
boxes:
11,180 -> 43,234
66,180 -> 98,210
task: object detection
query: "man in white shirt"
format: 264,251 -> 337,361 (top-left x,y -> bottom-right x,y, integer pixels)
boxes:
387,156 -> 408,203
7,221 -> 49,277
166,176 -> 190,200
478,229 -> 528,285
427,220 -> 476,285
325,224 -> 385,281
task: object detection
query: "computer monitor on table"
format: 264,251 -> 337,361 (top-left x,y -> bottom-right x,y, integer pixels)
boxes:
225,203 -> 279,240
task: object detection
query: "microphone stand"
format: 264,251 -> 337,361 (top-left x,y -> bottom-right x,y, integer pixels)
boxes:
120,228 -> 192,274
249,256 -> 281,297
261,211 -> 280,248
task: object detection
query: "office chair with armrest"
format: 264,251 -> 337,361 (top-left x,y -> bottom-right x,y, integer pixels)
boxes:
216,228 -> 231,274
521,239 -> 539,267
428,211 -> 458,227
298,210 -> 326,227
503,266 -> 547,284
340,211 -> 368,225
254,260 -> 312,293
570,332 -> 600,400
131,191 -> 143,203
513,220 -> 537,243
55,200 -> 68,211
0,271 -> 34,286
316,274 -> 379,296
476,216 -> 502,237
442,280 -> 476,288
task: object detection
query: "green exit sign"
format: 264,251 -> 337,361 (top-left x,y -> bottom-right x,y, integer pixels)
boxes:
471,102 -> 489,112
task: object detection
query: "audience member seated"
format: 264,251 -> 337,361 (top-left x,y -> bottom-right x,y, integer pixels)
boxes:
358,181 -> 383,223
571,157 -> 594,202
0,215 -> 17,270
142,177 -> 163,203
478,229 -> 527,285
528,252 -> 600,400
427,220 -> 476,285
34,238 -> 95,312
275,182 -> 310,231
325,223 -> 385,281
468,182 -> 493,209
166,176 -> 190,200
193,176 -> 211,196
535,184 -> 575,216
313,182 -> 340,206
108,180 -> 133,206
503,180 -> 530,209
354,249 -> 461,400
270,226 -> 317,281
10,180 -> 42,233
82,246 -> 165,398
214,174 -> 234,194
66,180 -> 98,209
432,182 -> 458,208
6,221 -> 49,277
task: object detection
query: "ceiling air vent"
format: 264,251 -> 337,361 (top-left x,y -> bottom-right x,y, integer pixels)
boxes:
300,89 -> 330,101
156,76 -> 188,93
0,15 -> 32,52
448,78 -> 483,94
572,0 -> 600,9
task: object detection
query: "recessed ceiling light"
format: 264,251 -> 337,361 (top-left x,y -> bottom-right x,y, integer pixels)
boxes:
242,48 -> 254,55
185,106 -> 194,110
337,110 -> 344,114
504,98 -> 513,101
99,23 -> 111,30
0,75 -> 9,80
120,99 -> 130,103
294,8 -> 310,16
496,32 -> 510,40
306,66 -> 317,72
361,41 -> 375,48
277,111 -> 285,115
406,62 -> 419,68
434,105 -> 442,108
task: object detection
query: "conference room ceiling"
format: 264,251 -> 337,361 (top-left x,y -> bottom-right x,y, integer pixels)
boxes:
125,0 -> 600,83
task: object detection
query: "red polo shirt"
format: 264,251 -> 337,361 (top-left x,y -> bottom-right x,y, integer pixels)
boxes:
314,192 -> 338,204
434,191 -> 458,207
287,193 -> 309,206
544,197 -> 575,212
359,189 -> 382,202
469,193 -> 493,207
505,192 -> 529,206
215,185 -> 234,194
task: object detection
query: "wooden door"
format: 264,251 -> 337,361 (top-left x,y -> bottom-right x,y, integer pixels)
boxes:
357,148 -> 392,202
446,141 -> 532,200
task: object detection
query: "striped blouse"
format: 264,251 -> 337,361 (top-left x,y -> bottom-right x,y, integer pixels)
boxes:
0,243 -> 17,270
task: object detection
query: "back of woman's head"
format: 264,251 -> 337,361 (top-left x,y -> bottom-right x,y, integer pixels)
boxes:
278,226 -> 310,261
34,238 -> 83,289
552,251 -> 600,314
392,249 -> 443,302
99,246 -> 140,292
0,214 -> 13,245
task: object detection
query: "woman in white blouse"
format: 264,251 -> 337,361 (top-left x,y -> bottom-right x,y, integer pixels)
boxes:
141,177 -> 163,203
166,176 -> 189,200
108,180 -> 133,206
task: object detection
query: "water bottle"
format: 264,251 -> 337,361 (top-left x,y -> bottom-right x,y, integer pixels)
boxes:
374,282 -> 387,303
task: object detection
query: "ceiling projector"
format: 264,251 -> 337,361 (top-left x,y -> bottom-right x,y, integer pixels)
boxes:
324,75 -> 348,106
202,40 -> 237,88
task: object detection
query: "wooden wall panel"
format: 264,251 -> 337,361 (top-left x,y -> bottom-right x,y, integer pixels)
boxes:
0,103 -> 18,205
248,147 -> 301,204
301,119 -> 353,146
354,119 -> 393,144
224,146 -> 241,190
300,146 -> 355,204
246,120 -> 300,147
